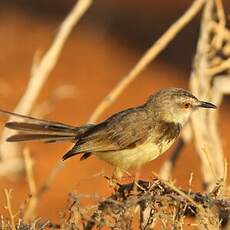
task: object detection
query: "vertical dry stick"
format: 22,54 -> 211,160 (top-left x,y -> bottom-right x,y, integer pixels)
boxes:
23,148 -> 37,223
0,0 -> 93,176
189,0 -> 225,191
160,0 -> 230,183
4,189 -> 16,230
88,0 -> 206,123
194,1 -> 216,186
214,0 -> 226,49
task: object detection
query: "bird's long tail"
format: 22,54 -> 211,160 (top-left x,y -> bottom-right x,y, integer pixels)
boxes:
0,109 -> 93,143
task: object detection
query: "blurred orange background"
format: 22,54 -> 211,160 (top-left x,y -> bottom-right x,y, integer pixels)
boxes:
0,0 -> 229,225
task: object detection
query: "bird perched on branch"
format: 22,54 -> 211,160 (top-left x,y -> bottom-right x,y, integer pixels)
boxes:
1,88 -> 216,179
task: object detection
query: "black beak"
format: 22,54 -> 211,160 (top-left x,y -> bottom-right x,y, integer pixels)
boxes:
198,101 -> 217,109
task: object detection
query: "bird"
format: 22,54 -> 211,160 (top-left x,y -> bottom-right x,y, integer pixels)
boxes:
1,88 -> 216,179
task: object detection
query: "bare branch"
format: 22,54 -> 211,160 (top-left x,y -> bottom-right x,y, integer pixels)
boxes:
213,75 -> 230,94
213,0 -> 226,49
88,0 -> 206,123
23,148 -> 38,223
159,0 -> 230,189
4,189 -> 16,230
0,0 -> 93,176
84,179 -> 226,229
188,0 -> 228,191
207,58 -> 230,76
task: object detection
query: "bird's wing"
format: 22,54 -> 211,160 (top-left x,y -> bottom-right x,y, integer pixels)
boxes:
74,107 -> 153,153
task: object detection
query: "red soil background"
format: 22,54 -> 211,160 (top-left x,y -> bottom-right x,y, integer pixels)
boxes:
0,0 -> 229,225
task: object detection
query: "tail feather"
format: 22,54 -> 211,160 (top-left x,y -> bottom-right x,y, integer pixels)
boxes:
62,148 -> 80,160
0,108 -> 77,129
80,152 -> 92,161
0,108 -> 94,143
5,122 -> 80,135
62,144 -> 92,161
7,134 -> 76,142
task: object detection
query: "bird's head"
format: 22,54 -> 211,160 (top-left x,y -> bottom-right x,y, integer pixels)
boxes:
146,88 -> 216,125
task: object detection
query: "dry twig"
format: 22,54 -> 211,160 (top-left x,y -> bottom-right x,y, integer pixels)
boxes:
88,0 -> 206,123
159,0 -> 230,189
1,178 -> 229,229
0,0 -> 93,176
4,189 -> 16,230
188,0 -> 228,191
23,148 -> 38,223
80,179 -> 227,229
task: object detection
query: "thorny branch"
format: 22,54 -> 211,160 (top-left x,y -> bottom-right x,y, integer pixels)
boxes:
1,179 -> 229,229
62,179 -> 229,229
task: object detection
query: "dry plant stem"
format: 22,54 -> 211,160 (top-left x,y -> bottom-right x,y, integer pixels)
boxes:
189,0 -> 225,191
88,0 -> 206,123
160,178 -> 204,213
85,179 -> 227,229
207,57 -> 230,75
23,148 -> 38,223
213,75 -> 230,94
23,0 -> 92,196
4,189 -> 16,230
160,0 -> 230,185
0,0 -> 93,176
211,21 -> 230,39
213,0 -> 226,49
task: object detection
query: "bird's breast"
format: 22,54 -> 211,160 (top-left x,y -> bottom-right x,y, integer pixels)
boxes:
95,136 -> 177,169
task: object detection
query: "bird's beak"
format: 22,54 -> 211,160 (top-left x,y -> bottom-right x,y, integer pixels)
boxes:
198,101 -> 217,109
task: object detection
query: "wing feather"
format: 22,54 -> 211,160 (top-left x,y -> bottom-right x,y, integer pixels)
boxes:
69,107 -> 153,153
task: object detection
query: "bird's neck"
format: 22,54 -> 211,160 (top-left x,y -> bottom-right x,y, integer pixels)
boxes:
164,110 -> 190,126
148,108 -> 190,127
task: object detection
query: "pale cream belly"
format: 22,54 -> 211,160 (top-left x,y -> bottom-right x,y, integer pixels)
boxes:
95,139 -> 175,170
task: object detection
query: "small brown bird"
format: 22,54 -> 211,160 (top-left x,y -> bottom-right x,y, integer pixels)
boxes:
1,88 -> 216,179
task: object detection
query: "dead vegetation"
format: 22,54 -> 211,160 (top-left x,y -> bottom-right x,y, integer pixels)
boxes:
1,179 -> 230,229
0,0 -> 230,229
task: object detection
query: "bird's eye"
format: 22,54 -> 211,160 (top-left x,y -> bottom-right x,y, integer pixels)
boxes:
184,103 -> 191,109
